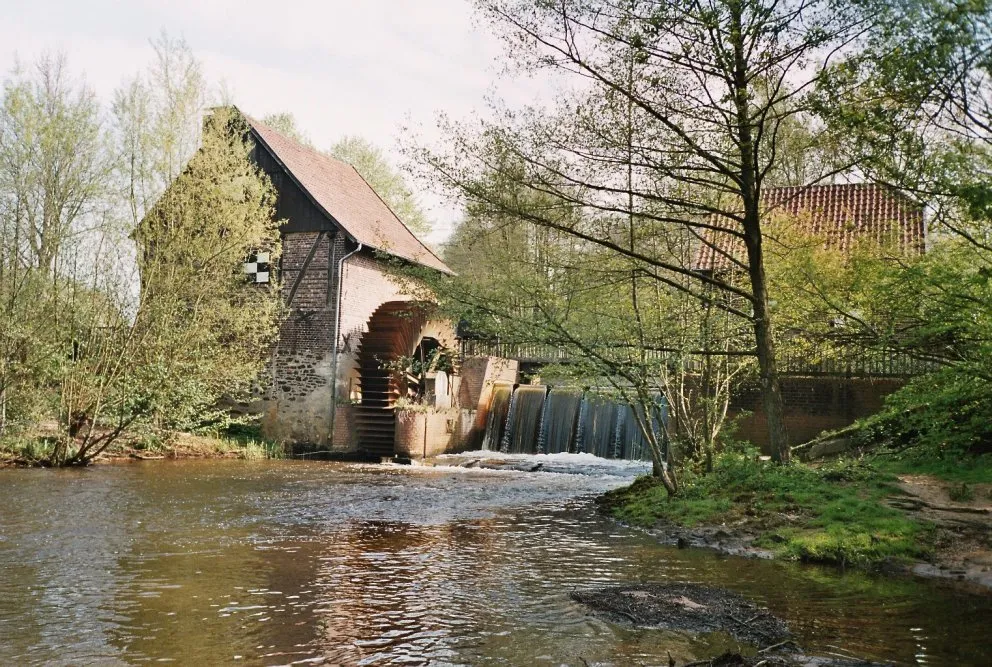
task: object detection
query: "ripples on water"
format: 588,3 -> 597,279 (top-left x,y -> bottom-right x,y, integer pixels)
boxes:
0,458 -> 990,666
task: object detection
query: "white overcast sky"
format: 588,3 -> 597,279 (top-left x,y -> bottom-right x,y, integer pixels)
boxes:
0,0 -> 540,245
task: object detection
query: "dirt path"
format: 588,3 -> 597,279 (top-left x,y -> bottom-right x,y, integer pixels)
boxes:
888,475 -> 992,589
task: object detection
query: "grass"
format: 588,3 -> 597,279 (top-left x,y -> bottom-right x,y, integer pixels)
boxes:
870,451 -> 992,485
0,420 -> 286,466
600,451 -> 932,568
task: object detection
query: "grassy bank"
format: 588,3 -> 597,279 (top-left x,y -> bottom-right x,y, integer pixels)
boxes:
600,450 -> 936,568
0,424 -> 284,467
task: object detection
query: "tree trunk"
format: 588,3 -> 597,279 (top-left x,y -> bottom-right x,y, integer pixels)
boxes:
729,0 -> 790,463
744,231 -> 790,463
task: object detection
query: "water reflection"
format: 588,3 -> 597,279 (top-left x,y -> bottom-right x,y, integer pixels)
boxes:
0,460 -> 990,666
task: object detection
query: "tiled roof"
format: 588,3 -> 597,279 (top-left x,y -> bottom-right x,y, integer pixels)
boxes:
693,184 -> 926,273
245,114 -> 453,275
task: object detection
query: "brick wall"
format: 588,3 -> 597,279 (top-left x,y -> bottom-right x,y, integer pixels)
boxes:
262,231 -> 337,445
729,376 -> 906,450
395,409 -> 455,458
263,236 -> 415,449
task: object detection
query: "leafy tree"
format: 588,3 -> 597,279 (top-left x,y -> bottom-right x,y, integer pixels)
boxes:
112,32 -> 206,229
414,0 -> 886,464
0,53 -> 108,439
0,52 -> 106,276
810,0 -> 992,457
127,107 -> 282,441
0,43 -> 283,465
434,165 -> 754,492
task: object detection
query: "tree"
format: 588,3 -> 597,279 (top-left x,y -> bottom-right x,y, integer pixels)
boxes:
812,1 -> 992,368
0,41 -> 283,465
790,1 -> 992,458
0,53 -> 108,438
414,0 -> 882,464
0,53 -> 106,276
329,136 -> 432,236
432,158 -> 755,492
126,107 -> 282,441
111,32 -> 207,229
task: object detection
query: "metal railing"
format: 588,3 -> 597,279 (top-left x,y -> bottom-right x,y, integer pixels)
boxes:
461,339 -> 940,379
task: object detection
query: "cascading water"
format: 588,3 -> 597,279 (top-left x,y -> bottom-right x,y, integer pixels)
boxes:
541,388 -> 582,454
614,403 -> 655,461
504,386 -> 548,454
480,384 -> 513,452
481,385 -> 666,461
580,394 -> 621,458
498,388 -> 520,453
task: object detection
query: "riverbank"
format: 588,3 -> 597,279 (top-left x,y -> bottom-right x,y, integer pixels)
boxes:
0,428 -> 284,467
599,450 -> 992,589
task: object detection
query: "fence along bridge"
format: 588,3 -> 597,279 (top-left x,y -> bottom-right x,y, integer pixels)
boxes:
459,340 -> 937,379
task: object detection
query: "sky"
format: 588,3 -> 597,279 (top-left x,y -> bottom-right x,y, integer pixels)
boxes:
0,0 -> 537,245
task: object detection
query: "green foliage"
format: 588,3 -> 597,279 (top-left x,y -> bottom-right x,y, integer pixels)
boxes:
238,439 -> 285,460
602,451 -> 929,568
0,43 -> 282,465
873,454 -> 992,486
853,369 -> 992,462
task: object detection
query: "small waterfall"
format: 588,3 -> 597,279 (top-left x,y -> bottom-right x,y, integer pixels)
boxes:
498,388 -> 520,453
480,384 -> 513,452
506,386 -> 548,454
615,403 -> 651,461
542,388 -> 583,454
536,389 -> 551,454
574,397 -> 589,453
612,403 -> 625,459
582,395 -> 621,458
479,384 -> 666,461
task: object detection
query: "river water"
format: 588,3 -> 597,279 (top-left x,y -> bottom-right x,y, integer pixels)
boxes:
0,456 -> 989,666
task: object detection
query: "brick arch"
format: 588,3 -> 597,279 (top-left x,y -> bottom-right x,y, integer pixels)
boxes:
353,302 -> 454,457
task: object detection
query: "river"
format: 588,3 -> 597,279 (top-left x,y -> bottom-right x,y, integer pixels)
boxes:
0,456 -> 989,666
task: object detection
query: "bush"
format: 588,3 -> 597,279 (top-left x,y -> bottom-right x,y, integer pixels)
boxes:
855,369 -> 992,460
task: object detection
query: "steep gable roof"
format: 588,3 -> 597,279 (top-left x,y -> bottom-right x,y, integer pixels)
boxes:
693,183 -> 926,273
244,113 -> 453,275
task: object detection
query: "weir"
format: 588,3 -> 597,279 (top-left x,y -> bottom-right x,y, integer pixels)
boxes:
480,385 -> 663,460
502,386 -> 548,454
481,385 -> 513,451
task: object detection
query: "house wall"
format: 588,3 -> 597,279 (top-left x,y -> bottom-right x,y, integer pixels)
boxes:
262,234 -> 413,450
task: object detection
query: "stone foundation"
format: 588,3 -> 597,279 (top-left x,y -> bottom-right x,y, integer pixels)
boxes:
394,408 -> 477,458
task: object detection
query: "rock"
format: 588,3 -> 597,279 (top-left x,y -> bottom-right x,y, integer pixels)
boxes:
806,437 -> 853,460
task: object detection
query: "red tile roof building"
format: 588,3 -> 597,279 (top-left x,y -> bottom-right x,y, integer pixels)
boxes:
693,184 -> 926,273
